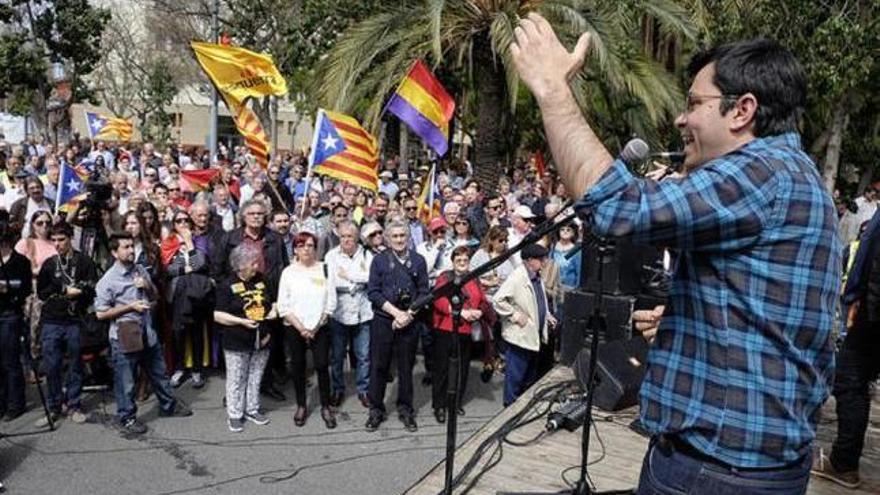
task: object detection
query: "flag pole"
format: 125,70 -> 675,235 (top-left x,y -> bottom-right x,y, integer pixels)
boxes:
208,0 -> 219,164
299,109 -> 324,220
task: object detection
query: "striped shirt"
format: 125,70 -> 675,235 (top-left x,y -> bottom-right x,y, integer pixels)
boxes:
576,133 -> 841,468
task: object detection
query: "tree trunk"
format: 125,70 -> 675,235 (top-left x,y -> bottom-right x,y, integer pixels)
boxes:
471,33 -> 507,192
399,124 -> 408,172
821,96 -> 850,194
383,117 -> 400,160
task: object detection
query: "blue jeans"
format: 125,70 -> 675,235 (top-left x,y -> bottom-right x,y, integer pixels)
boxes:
637,437 -> 811,495
330,319 -> 370,396
0,315 -> 24,414
110,339 -> 177,423
41,322 -> 83,412
503,343 -> 538,407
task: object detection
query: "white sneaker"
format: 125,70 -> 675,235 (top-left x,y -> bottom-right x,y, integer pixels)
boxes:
69,409 -> 88,424
191,372 -> 206,389
170,370 -> 187,388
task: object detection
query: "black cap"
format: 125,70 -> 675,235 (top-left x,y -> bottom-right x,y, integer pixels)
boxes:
521,243 -> 549,260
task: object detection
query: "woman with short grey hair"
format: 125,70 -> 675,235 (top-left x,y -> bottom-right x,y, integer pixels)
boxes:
214,243 -> 275,432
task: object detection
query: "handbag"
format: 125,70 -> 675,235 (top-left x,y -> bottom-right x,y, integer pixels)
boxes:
117,320 -> 145,353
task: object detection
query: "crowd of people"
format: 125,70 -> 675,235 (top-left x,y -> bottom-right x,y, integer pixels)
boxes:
0,133 -> 583,437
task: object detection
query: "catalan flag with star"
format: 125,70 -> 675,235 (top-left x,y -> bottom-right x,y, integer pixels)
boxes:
84,111 -> 133,141
55,162 -> 88,213
308,109 -> 379,192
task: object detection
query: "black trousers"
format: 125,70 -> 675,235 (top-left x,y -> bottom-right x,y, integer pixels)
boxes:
831,319 -> 880,472
431,329 -> 471,410
287,326 -> 331,408
368,317 -> 418,414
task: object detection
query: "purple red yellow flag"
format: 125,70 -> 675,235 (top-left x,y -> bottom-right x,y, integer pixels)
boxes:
386,60 -> 455,156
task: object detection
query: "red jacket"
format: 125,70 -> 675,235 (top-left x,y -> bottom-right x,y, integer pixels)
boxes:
432,271 -> 487,334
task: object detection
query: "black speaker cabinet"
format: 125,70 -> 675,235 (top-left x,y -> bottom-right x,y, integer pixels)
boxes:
573,336 -> 649,412
559,290 -> 634,365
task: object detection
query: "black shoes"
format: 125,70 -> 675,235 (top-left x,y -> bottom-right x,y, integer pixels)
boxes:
329,392 -> 343,408
365,409 -> 385,432
120,417 -> 148,436
357,393 -> 370,409
159,400 -> 193,418
321,407 -> 337,429
293,406 -> 307,427
434,408 -> 446,424
399,412 -> 418,432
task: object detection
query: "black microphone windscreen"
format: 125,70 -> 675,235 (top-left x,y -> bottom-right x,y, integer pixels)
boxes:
620,138 -> 650,165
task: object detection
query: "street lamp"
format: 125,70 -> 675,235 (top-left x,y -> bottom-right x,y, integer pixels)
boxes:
46,60 -> 72,146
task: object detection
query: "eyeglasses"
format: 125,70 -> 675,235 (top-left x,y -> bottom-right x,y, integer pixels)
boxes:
174,218 -> 191,224
34,220 -> 49,227
369,231 -> 383,237
684,93 -> 740,113
168,188 -> 180,192
404,206 -> 417,211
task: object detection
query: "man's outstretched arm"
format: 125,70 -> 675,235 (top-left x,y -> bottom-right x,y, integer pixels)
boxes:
509,12 -> 614,198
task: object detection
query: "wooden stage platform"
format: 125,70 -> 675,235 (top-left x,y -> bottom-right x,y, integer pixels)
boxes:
406,366 -> 880,495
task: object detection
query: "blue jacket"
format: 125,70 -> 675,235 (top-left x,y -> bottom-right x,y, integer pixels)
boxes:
367,249 -> 429,320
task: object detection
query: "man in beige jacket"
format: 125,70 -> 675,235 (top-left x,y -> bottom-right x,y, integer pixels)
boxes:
493,244 -> 557,406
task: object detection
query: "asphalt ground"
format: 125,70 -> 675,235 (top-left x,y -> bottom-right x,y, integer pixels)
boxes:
0,357 -> 505,495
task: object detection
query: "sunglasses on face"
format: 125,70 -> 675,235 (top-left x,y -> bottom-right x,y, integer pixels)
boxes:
404,206 -> 417,211
34,220 -> 49,227
174,218 -> 191,224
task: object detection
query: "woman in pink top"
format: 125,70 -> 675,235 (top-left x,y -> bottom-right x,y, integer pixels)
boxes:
15,210 -> 57,277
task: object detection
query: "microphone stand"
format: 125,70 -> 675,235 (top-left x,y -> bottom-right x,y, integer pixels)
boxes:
409,202 -> 576,495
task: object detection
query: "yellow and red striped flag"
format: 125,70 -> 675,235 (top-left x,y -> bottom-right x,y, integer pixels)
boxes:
307,109 -> 379,192
227,98 -> 270,169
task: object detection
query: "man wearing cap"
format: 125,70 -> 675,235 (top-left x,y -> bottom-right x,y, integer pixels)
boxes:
492,243 -> 557,406
378,171 -> 399,200
507,204 -> 536,264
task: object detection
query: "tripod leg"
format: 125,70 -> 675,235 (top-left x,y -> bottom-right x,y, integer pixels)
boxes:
26,338 -> 55,431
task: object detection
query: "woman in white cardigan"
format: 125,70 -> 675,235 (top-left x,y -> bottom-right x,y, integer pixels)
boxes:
277,231 -> 338,428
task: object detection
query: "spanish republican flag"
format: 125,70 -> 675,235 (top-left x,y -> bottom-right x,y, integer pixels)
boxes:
190,41 -> 288,105
308,109 -> 379,192
386,60 -> 455,156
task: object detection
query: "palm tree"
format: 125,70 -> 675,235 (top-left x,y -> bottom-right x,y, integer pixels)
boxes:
315,0 -> 698,189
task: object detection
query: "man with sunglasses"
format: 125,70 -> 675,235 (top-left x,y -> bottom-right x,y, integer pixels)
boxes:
512,18 -> 839,493
402,197 -> 427,249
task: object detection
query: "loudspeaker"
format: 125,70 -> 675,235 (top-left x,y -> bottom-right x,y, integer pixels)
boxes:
573,336 -> 649,412
559,291 -> 634,365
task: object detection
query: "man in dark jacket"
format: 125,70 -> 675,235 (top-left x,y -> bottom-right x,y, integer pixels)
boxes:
0,212 -> 30,421
365,219 -> 429,432
37,222 -> 97,424
813,208 -> 880,489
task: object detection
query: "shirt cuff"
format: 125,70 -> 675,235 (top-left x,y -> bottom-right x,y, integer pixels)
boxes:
573,159 -> 635,212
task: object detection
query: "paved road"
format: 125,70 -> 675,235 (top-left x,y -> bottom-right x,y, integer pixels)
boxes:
0,359 -> 505,495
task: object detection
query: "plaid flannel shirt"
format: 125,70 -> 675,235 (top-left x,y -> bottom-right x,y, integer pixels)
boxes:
576,133 -> 841,468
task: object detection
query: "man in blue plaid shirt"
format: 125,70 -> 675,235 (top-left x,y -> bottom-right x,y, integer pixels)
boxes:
511,14 -> 841,495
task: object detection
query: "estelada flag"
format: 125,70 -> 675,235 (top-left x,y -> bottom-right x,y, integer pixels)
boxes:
308,109 -> 379,192
386,60 -> 455,156
180,168 -> 220,193
190,41 -> 288,107
85,111 -> 134,141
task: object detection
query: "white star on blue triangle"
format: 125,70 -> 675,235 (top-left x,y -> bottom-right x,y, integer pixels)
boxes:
312,113 -> 346,166
86,112 -> 108,137
56,164 -> 86,209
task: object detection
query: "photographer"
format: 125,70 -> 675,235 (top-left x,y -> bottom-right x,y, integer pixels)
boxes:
36,222 -> 97,425
0,212 -> 31,421
365,219 -> 429,432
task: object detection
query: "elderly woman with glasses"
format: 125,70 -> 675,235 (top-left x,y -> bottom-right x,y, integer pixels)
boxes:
214,243 -> 274,432
431,245 -> 487,423
277,231 -> 338,428
161,210 -> 213,389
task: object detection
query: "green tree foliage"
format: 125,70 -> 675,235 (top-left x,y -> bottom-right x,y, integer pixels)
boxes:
0,0 -> 109,139
314,0 -> 697,189
681,0 -> 880,193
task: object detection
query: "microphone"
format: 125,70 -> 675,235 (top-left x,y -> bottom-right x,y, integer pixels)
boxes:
620,138 -> 649,165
